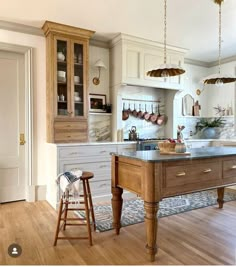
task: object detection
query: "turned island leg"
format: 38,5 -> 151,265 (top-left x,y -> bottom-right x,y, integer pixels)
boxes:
217,187 -> 225,209
112,187 -> 123,235
144,201 -> 159,262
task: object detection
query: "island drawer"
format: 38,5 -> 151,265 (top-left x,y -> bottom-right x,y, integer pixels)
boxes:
223,159 -> 236,181
163,159 -> 222,196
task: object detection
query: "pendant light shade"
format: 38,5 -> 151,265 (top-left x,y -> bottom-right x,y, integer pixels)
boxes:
146,0 -> 185,78
147,64 -> 185,77
202,0 -> 236,85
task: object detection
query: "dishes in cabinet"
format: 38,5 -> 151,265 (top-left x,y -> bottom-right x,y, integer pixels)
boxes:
74,76 -> 80,83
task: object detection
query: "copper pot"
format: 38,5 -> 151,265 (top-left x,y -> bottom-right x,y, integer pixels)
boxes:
156,104 -> 165,126
132,103 -> 138,117
122,103 -> 129,121
150,104 -> 158,123
144,104 -> 151,121
137,104 -> 144,119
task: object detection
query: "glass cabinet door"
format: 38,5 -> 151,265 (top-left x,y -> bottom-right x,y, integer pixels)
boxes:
56,39 -> 68,117
73,42 -> 84,117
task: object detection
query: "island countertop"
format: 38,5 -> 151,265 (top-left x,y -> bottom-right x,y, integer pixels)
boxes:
111,146 -> 236,162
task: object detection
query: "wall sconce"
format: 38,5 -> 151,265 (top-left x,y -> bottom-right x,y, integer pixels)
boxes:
92,59 -> 107,85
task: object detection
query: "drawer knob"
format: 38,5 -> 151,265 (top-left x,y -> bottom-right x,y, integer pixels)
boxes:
231,165 -> 236,169
176,172 -> 186,177
203,168 -> 212,173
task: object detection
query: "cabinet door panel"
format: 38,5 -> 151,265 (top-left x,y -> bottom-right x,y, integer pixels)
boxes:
56,38 -> 70,118
126,50 -> 140,79
143,52 -> 164,82
59,161 -> 111,181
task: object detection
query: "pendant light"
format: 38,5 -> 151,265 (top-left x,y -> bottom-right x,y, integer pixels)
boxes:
201,0 -> 236,86
146,0 -> 185,78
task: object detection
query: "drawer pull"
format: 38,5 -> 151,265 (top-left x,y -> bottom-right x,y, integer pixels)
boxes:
66,125 -> 71,127
67,135 -> 71,138
100,165 -> 108,168
203,168 -> 212,173
231,165 -> 236,169
176,172 -> 186,177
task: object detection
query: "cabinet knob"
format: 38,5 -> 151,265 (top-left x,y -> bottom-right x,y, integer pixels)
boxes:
203,168 -> 212,173
231,165 -> 236,169
176,172 -> 186,177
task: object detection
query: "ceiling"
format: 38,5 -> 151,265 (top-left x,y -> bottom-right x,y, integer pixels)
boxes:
1,0 -> 236,62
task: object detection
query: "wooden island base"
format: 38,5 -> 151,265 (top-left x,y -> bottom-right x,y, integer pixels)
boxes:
111,148 -> 236,261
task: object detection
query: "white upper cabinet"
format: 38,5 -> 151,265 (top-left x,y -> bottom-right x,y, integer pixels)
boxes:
110,33 -> 187,90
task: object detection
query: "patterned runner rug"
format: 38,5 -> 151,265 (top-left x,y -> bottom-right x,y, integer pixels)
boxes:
78,188 -> 236,232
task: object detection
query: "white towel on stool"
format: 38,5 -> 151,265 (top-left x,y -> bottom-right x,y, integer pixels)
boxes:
56,170 -> 82,196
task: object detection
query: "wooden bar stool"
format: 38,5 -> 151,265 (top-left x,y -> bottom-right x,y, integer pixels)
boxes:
54,171 -> 96,246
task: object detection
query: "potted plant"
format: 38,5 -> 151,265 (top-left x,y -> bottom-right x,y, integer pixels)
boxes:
196,117 -> 226,139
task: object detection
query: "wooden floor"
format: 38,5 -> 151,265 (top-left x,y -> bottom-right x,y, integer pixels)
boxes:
1,200 -> 236,265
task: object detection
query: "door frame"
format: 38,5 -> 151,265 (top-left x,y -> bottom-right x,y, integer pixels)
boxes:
0,42 -> 33,201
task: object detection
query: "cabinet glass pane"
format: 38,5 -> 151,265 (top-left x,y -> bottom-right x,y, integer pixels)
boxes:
74,43 -> 83,117
57,40 -> 68,116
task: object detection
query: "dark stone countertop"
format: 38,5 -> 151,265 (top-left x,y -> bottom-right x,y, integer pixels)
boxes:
111,147 -> 236,162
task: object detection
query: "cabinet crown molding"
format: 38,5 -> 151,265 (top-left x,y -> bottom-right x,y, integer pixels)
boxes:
109,33 -> 188,54
42,20 -> 95,39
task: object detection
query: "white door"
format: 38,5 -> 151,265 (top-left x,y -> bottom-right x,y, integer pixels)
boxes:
0,51 -> 26,203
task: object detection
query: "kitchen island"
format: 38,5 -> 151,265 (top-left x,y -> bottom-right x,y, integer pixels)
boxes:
111,147 -> 236,262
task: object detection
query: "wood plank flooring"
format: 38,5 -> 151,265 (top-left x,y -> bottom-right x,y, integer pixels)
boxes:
1,200 -> 236,265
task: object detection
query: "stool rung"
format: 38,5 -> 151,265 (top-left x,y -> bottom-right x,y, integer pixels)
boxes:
66,208 -> 86,211
60,217 -> 87,221
65,223 -> 87,226
57,236 -> 89,240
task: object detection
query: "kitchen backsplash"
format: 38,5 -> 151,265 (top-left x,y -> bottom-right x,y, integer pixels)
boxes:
88,114 -> 111,142
121,86 -> 166,139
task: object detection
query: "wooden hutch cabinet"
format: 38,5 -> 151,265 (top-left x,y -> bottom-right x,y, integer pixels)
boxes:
42,21 -> 94,143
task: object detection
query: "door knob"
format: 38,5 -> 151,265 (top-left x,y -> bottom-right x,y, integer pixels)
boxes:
20,133 -> 26,145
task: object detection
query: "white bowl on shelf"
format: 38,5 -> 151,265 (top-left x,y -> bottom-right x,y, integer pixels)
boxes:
74,96 -> 81,102
74,76 -> 80,83
57,71 -> 66,78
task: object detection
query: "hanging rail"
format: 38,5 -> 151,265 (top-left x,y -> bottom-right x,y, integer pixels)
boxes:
122,97 -> 160,103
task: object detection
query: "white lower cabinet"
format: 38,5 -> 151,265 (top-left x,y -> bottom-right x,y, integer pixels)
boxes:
46,143 -> 136,209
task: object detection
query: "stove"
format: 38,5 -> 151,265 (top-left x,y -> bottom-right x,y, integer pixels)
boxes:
124,138 -> 168,151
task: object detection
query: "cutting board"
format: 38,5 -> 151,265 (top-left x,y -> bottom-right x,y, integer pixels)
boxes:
160,151 -> 191,155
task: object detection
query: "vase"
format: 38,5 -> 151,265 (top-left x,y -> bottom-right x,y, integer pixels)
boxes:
201,127 -> 216,139
175,143 -> 187,153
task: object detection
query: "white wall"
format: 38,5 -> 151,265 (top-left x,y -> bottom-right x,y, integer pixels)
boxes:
88,45 -> 110,102
88,45 -> 111,141
204,61 -> 236,117
0,29 -> 47,188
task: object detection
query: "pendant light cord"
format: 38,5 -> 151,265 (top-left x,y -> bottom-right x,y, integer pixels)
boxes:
164,0 -> 167,64
218,1 -> 222,74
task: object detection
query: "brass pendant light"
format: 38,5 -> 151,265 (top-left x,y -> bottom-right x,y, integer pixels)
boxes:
201,0 -> 236,86
146,0 -> 185,78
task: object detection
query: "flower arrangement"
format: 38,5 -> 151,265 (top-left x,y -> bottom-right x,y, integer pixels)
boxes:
177,125 -> 185,142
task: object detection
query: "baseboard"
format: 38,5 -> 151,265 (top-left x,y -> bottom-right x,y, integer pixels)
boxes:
35,185 -> 47,200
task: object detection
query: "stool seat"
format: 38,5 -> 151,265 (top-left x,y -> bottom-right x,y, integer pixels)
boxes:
54,170 -> 96,246
80,171 -> 94,180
